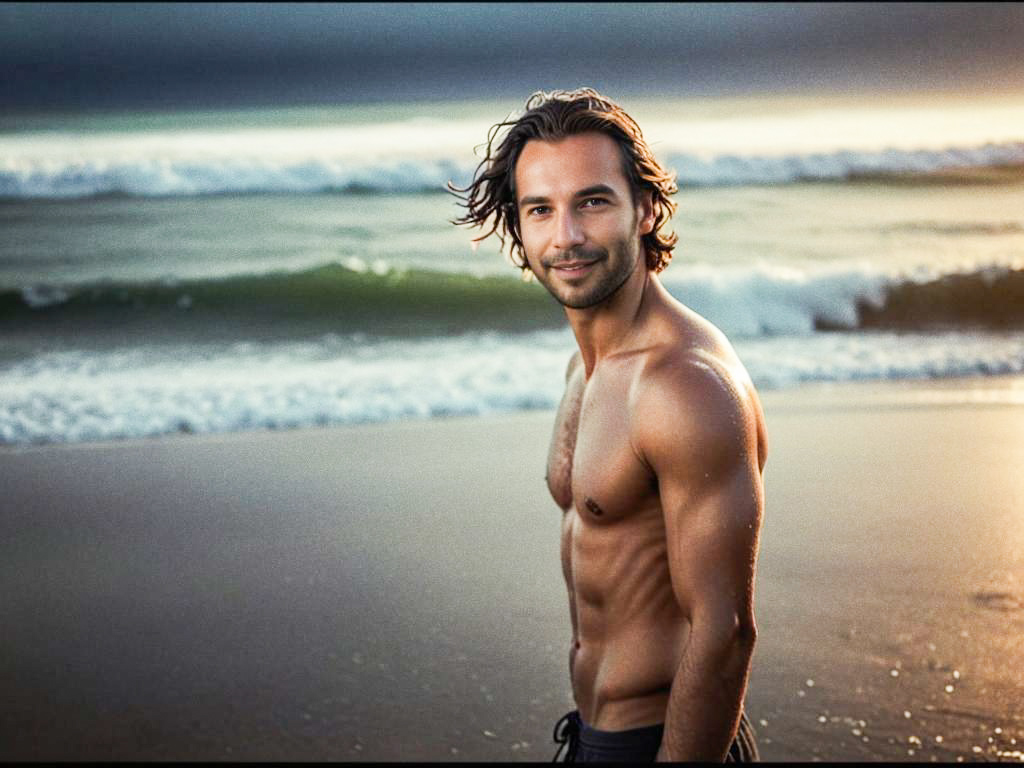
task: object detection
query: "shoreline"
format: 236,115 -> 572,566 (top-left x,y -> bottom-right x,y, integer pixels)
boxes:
2,374 -> 1023,760
3,372 -> 1024,456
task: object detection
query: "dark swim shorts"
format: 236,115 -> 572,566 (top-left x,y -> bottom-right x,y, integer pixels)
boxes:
552,709 -> 759,762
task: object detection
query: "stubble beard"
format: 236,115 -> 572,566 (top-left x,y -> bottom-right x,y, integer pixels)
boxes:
539,238 -> 641,310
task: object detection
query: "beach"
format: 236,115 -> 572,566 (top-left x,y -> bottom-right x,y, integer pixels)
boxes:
2,376 -> 1023,761
4,3 -> 1024,761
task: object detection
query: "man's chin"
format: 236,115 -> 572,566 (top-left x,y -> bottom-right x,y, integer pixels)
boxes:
553,287 -> 609,310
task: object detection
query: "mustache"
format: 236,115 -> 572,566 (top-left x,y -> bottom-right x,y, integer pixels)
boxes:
546,247 -> 607,267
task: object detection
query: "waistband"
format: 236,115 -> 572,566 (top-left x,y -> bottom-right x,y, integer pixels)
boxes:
552,710 -> 664,762
579,716 -> 665,751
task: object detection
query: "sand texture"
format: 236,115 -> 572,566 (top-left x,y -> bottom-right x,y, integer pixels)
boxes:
2,378 -> 1023,761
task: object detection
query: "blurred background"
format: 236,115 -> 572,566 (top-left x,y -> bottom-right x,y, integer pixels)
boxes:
2,2 -> 1023,444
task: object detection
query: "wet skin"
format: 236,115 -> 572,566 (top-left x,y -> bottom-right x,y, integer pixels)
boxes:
516,133 -> 768,760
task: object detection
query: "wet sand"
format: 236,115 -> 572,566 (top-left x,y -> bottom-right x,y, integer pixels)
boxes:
2,376 -> 1023,761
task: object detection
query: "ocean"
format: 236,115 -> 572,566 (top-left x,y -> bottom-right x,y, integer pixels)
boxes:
2,94 -> 1023,445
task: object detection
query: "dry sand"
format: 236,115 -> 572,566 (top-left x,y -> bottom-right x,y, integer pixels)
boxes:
2,376 -> 1023,761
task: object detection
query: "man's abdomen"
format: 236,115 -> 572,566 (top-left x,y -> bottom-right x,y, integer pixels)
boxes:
567,508 -> 690,731
572,616 -> 689,730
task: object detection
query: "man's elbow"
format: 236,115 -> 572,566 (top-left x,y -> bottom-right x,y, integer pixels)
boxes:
735,613 -> 757,648
726,613 -> 757,661
717,614 -> 757,683
695,610 -> 757,669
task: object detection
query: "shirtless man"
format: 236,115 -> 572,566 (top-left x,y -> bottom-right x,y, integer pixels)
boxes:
452,89 -> 767,762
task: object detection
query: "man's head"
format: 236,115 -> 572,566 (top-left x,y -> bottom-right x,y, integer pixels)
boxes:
451,88 -> 678,281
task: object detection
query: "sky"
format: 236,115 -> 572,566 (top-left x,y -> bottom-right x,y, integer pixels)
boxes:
2,2 -> 1023,111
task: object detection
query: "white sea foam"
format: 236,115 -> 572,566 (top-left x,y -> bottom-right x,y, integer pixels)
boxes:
668,143 -> 1024,187
2,327 -> 1024,445
2,129 -> 1021,199
0,331 -> 575,445
734,332 -> 1024,390
662,263 -> 891,336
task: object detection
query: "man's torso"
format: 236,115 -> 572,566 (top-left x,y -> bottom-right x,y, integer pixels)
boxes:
546,305 -> 763,732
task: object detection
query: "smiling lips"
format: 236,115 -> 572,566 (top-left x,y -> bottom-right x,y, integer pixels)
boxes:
550,259 -> 597,277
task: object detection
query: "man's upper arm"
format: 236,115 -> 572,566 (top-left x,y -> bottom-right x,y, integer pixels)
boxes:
633,352 -> 765,632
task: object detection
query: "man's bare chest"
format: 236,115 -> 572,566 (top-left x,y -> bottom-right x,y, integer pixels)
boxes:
546,365 -> 656,521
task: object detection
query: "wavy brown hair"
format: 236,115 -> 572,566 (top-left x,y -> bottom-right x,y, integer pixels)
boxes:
449,88 -> 679,274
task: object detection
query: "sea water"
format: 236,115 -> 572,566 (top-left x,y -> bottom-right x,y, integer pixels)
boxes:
1,94 -> 1023,444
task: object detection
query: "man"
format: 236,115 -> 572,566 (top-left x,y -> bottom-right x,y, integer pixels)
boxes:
451,88 -> 767,762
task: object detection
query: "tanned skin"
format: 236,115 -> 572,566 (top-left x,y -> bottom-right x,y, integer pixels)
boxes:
517,133 -> 767,761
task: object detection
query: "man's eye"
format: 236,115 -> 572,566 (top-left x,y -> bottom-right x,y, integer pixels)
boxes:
528,206 -> 550,216
582,198 -> 607,208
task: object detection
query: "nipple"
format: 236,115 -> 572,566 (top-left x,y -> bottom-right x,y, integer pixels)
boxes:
584,496 -> 603,517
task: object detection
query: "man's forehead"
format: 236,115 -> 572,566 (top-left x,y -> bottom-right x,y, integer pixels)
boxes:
515,133 -> 629,195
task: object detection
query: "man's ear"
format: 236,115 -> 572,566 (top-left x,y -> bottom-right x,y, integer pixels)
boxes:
637,190 -> 656,236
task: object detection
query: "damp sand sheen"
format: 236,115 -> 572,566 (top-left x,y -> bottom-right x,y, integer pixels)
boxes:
1,377 -> 1024,760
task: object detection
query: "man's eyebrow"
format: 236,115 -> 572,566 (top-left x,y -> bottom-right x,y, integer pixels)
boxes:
518,184 -> 620,208
518,194 -> 550,208
575,184 -> 618,199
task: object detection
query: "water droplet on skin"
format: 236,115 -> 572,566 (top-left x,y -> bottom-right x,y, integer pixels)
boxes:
973,746 -> 983,753
797,690 -> 806,697
945,684 -> 955,693
891,669 -> 900,677
483,730 -> 497,739
806,679 -> 815,687
936,735 -> 944,743
818,716 -> 827,723
953,669 -> 961,680
759,719 -> 768,728
904,711 -> 912,719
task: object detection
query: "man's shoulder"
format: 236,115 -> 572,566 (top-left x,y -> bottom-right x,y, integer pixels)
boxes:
635,342 -> 753,426
629,320 -> 764,471
637,306 -> 753,408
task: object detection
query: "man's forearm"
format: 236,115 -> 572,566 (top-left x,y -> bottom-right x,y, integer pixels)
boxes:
655,624 -> 756,762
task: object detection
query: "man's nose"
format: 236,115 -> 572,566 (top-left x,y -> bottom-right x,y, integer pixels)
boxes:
552,209 -> 585,251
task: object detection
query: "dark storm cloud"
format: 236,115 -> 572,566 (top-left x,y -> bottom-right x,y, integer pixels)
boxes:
2,2 -> 1022,110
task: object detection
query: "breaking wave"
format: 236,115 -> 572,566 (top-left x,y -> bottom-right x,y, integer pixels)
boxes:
2,142 -> 1022,199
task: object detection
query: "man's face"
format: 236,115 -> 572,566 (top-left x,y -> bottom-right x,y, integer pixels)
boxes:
514,132 -> 654,310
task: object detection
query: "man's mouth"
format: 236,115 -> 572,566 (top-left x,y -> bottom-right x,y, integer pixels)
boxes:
549,259 -> 597,277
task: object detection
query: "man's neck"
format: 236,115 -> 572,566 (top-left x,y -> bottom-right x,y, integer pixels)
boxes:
566,261 -> 660,378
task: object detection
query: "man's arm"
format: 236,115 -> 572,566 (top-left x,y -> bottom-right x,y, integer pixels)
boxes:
632,352 -> 765,762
